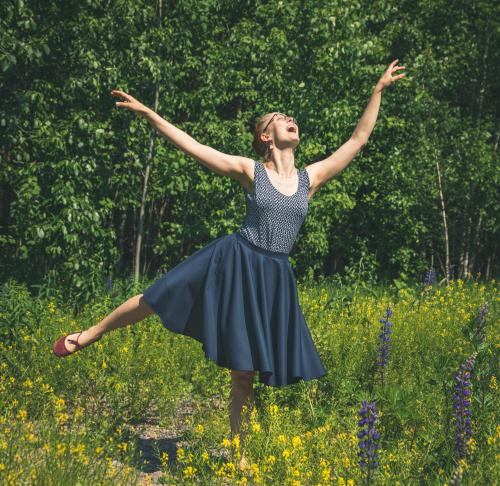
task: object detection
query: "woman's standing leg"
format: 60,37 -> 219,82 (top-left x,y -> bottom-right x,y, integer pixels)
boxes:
230,370 -> 257,468
60,294 -> 155,353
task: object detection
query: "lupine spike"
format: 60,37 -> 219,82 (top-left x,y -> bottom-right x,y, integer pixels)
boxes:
423,268 -> 436,286
475,302 -> 489,341
453,352 -> 477,463
357,399 -> 380,485
377,305 -> 393,385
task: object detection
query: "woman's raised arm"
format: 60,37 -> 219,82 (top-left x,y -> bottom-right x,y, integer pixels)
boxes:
306,59 -> 406,193
111,90 -> 252,180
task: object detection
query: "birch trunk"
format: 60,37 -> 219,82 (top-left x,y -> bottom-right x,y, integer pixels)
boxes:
133,0 -> 163,283
435,159 -> 450,285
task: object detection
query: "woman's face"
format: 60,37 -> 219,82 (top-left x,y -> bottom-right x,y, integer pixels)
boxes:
261,112 -> 300,148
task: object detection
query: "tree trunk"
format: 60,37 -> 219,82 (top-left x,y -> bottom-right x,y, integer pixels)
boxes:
469,214 -> 482,277
435,159 -> 450,285
460,215 -> 472,279
133,0 -> 163,283
133,86 -> 159,283
485,256 -> 491,280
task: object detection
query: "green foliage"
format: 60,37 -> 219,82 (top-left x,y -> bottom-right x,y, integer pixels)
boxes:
1,0 -> 498,305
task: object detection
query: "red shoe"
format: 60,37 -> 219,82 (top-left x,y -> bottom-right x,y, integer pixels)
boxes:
52,330 -> 103,358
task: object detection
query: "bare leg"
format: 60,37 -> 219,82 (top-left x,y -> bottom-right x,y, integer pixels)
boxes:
230,370 -> 257,468
63,294 -> 154,352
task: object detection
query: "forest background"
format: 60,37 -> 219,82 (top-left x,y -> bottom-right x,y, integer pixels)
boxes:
1,0 -> 498,308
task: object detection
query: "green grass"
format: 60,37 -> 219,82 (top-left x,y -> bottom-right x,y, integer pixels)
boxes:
0,277 -> 498,485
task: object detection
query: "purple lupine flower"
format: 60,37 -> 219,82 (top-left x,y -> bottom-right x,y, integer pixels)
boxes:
357,400 -> 380,484
423,268 -> 436,286
376,306 -> 393,385
453,352 -> 477,461
475,303 -> 489,341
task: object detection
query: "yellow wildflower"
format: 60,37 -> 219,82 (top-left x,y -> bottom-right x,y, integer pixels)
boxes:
74,406 -> 84,419
250,463 -> 259,476
26,433 -> 37,443
56,443 -> 66,456
117,442 -> 128,452
266,455 -> 276,464
17,409 -> 28,421
70,443 -> 86,455
232,434 -> 240,449
252,422 -> 261,433
292,435 -> 302,447
23,378 -> 33,388
54,397 -> 65,409
183,466 -> 196,478
489,375 -> 498,391
41,383 -> 53,393
269,404 -> 279,417
56,412 -> 69,425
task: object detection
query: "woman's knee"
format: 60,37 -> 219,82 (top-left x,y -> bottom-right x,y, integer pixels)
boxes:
137,294 -> 155,316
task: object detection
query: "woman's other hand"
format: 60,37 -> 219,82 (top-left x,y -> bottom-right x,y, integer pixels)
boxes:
376,59 -> 406,91
110,90 -> 149,116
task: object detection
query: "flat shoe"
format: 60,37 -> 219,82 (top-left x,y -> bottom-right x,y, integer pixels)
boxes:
52,330 -> 102,358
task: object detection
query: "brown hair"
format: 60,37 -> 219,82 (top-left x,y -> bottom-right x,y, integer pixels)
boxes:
251,113 -> 273,161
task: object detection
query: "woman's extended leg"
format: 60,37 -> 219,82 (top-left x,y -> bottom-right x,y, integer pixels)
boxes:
61,294 -> 154,353
230,370 -> 257,468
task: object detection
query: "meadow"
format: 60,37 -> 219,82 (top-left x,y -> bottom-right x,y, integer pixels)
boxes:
0,277 -> 498,485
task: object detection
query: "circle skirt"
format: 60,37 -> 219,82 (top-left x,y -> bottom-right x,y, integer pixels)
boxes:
142,232 -> 327,387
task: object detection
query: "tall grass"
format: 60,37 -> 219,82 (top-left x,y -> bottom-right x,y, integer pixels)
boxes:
0,277 -> 498,485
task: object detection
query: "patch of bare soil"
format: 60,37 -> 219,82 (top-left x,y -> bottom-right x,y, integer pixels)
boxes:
117,393 -> 235,485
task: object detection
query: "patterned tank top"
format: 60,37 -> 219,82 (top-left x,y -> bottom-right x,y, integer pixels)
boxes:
237,160 -> 310,254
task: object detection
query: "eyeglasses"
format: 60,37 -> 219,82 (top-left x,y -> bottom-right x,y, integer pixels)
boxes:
262,113 -> 298,133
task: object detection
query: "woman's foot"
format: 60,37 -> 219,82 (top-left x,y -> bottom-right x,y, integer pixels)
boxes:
52,328 -> 103,357
63,329 -> 101,353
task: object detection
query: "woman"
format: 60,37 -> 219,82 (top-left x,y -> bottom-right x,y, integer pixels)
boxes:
52,59 -> 405,468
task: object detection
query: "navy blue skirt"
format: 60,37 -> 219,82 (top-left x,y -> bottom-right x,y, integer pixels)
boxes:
142,231 -> 326,387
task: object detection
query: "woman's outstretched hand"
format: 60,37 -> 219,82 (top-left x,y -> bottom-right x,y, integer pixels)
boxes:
377,59 -> 406,91
110,90 -> 149,116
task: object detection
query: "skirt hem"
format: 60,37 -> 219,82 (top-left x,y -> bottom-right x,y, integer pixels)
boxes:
143,291 -> 326,388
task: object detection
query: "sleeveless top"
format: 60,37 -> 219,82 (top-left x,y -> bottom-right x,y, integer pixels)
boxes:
237,160 -> 310,254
